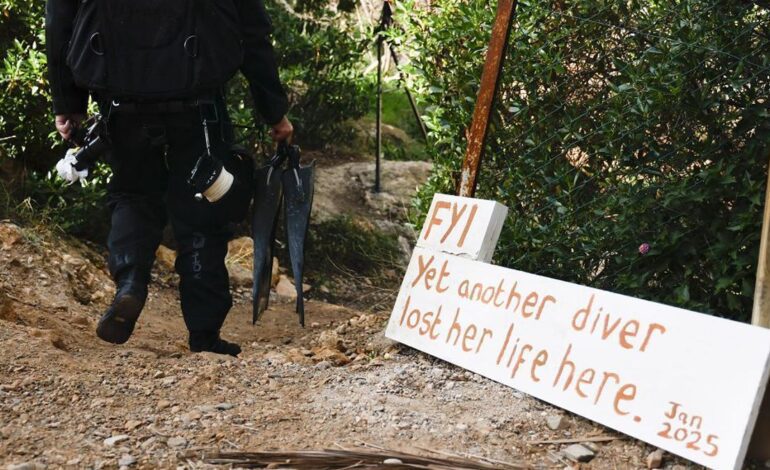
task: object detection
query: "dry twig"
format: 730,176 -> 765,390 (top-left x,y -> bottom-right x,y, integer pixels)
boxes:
203,447 -> 530,469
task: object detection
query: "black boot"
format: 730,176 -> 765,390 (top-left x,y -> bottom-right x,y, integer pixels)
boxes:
96,282 -> 147,345
189,331 -> 241,357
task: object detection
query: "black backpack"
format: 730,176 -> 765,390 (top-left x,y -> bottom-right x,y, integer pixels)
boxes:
66,0 -> 244,99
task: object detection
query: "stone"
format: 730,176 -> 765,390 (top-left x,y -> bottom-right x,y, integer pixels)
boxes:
215,403 -> 234,411
562,444 -> 595,463
167,436 -> 187,448
366,330 -> 397,354
546,415 -> 564,431
312,347 -> 350,366
275,275 -> 297,298
104,434 -> 130,447
271,257 -> 281,287
157,399 -> 171,410
0,222 -> 23,250
646,449 -> 664,469
182,410 -> 202,423
228,236 -> 253,256
154,245 -> 176,272
124,420 -> 143,431
318,330 -> 345,352
118,455 -> 136,467
7,463 -> 44,470
383,458 -> 403,465
227,262 -> 253,288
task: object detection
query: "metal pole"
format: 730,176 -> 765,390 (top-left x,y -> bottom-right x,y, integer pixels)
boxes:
457,0 -> 518,197
374,7 -> 385,194
752,157 -> 770,327
388,44 -> 429,143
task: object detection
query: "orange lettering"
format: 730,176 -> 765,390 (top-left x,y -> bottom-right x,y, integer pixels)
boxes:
423,201 -> 451,239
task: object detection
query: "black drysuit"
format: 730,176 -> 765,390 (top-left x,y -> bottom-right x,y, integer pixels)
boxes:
45,0 -> 289,340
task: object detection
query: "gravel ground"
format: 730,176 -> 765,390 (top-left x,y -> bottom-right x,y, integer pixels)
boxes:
0,221 -> 706,470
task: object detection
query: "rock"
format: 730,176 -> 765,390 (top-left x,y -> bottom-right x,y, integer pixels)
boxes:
228,236 -> 252,256
7,463 -> 44,470
215,402 -> 234,411
546,415 -> 564,431
0,222 -> 23,250
366,330 -> 397,354
167,436 -> 187,448
383,458 -> 403,465
455,423 -> 468,431
275,275 -> 297,298
318,330 -> 345,352
583,442 -> 599,453
225,237 -> 256,288
562,444 -> 595,463
312,347 -> 350,366
104,434 -> 130,447
227,261 -> 253,288
155,245 -> 176,272
157,399 -> 171,410
182,409 -> 202,423
118,455 -> 136,467
140,437 -> 157,449
271,257 -> 280,287
124,420 -> 143,431
646,449 -> 664,469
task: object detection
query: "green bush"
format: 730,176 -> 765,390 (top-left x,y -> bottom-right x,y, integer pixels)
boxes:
394,0 -> 770,321
0,0 -> 57,171
230,1 -> 370,151
306,215 -> 402,274
1,0 -> 369,236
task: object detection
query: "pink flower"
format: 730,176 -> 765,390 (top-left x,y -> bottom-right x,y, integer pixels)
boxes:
638,243 -> 650,255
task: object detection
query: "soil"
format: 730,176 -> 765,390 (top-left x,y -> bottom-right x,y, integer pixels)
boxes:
0,148 -> 705,470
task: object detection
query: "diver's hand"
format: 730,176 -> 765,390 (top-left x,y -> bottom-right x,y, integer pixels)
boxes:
270,116 -> 294,144
55,114 -> 86,141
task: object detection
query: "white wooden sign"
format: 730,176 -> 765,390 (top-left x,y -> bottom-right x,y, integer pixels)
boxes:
417,193 -> 508,263
387,194 -> 770,470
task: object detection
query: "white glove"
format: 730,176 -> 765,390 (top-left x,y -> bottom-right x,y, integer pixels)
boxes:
55,148 -> 89,185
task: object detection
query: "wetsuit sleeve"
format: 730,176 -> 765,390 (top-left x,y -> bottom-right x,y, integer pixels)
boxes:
45,0 -> 89,115
238,0 -> 290,125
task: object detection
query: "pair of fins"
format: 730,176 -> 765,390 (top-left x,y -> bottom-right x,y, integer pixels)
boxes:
252,143 -> 315,327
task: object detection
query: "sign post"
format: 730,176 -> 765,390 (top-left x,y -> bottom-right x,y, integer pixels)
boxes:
457,0 -> 518,198
387,193 -> 770,470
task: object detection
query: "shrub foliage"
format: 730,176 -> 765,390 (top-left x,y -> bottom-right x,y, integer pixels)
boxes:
393,0 -> 770,320
0,0 -> 368,236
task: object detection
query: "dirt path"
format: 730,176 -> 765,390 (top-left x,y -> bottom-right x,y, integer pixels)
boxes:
0,220 -> 696,470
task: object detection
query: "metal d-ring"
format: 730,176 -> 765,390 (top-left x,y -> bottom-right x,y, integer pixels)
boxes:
89,32 -> 105,56
184,35 -> 199,58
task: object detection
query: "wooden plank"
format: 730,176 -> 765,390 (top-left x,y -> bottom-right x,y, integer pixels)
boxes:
752,158 -> 770,327
387,194 -> 770,469
458,0 -> 518,198
417,194 -> 508,262
748,385 -> 770,460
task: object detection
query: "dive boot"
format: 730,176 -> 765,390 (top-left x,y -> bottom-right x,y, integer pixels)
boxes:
96,284 -> 147,345
189,331 -> 242,357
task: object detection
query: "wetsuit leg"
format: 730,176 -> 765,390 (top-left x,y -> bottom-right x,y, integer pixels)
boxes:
97,112 -> 168,344
105,112 -> 168,296
162,106 -> 243,355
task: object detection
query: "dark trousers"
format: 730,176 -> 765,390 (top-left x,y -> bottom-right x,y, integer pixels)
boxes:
102,100 -> 249,336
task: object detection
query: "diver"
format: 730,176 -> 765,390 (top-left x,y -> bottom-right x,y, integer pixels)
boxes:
45,0 -> 293,357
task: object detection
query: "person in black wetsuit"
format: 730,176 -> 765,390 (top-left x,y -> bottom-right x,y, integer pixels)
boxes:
45,0 -> 293,357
